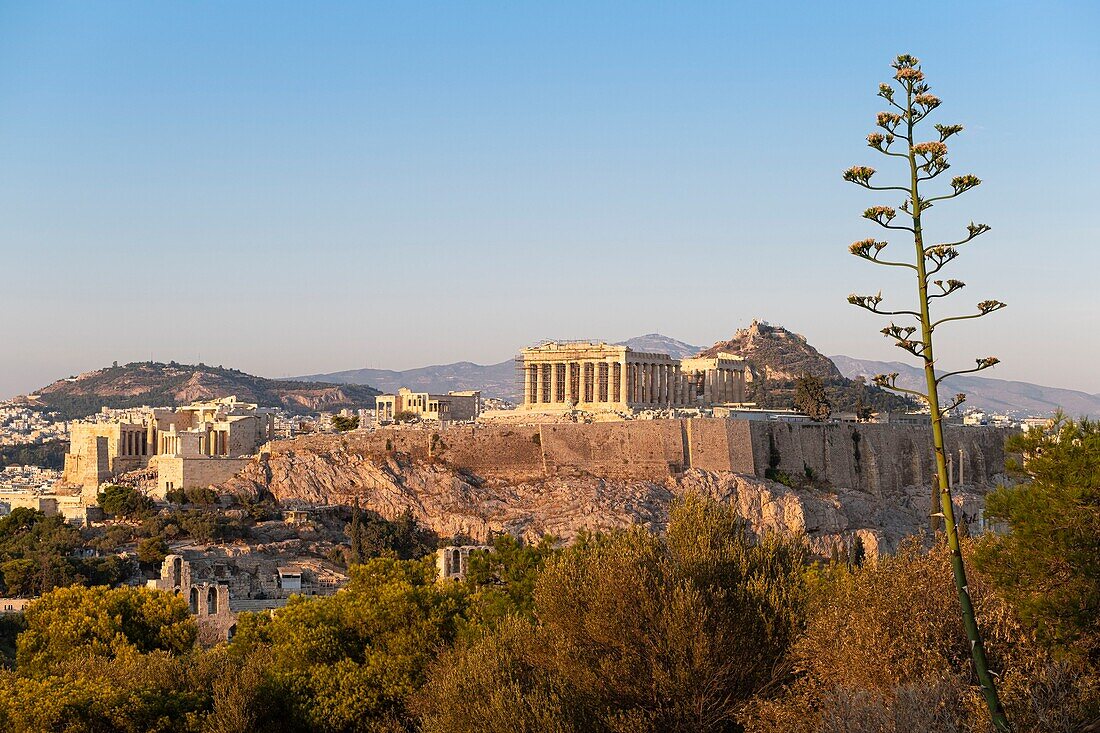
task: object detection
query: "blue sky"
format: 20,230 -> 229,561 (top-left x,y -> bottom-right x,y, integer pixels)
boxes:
1,1 -> 1097,397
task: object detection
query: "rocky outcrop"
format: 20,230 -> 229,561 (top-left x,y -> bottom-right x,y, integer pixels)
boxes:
698,320 -> 843,381
220,421 -> 1010,559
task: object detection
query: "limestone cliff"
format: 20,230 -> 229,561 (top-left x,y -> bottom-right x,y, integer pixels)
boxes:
219,421 -> 1012,558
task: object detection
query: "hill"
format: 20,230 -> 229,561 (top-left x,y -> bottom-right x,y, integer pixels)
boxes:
696,321 -> 910,414
27,362 -> 381,419
697,320 -> 842,381
831,355 -> 1100,418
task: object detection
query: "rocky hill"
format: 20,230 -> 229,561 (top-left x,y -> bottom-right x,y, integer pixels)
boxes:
28,362 -> 380,419
219,421 -> 1012,559
695,321 -> 908,414
697,320 -> 842,381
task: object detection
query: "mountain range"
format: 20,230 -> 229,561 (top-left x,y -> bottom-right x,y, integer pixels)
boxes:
830,356 -> 1100,418
296,334 -> 703,400
297,327 -> 1097,417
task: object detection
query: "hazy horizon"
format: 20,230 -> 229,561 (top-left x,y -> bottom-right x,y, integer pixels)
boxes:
3,2 -> 1098,398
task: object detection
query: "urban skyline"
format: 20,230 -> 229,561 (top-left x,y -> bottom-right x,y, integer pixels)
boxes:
2,2 -> 1097,397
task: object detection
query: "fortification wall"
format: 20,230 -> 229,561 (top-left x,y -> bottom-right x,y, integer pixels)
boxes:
253,420 -> 1011,491
540,421 -> 686,479
748,422 -> 1013,492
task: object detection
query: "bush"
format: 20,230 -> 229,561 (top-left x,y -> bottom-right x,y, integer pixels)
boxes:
98,485 -> 154,518
418,494 -> 809,732
742,538 -> 1100,733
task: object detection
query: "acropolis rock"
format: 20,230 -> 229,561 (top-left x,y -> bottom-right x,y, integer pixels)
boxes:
218,419 -> 1013,559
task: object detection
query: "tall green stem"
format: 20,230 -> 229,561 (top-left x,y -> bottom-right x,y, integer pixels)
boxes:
905,82 -> 1011,732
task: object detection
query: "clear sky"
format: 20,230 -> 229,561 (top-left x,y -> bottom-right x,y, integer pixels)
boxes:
1,1 -> 1097,398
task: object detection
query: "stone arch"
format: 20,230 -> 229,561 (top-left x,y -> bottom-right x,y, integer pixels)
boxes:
227,624 -> 237,641
171,556 -> 183,588
189,586 -> 199,614
207,586 -> 218,615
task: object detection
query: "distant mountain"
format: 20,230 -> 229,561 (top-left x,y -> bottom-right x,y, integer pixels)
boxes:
616,334 -> 702,359
296,334 -> 702,401
297,360 -> 516,401
27,362 -> 381,420
831,356 -> 1100,418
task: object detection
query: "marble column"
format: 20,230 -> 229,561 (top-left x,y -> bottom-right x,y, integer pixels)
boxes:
524,366 -> 535,405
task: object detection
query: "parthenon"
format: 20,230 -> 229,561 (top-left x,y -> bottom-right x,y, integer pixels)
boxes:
519,342 -> 748,412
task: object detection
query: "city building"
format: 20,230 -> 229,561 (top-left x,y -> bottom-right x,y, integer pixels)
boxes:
62,396 -> 275,497
517,342 -> 748,412
375,388 -> 481,424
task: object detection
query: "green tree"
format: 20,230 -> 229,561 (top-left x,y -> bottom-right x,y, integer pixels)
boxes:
419,494 -> 809,732
843,54 -> 1008,729
98,484 -> 155,518
976,416 -> 1100,664
16,585 -> 196,676
136,536 -> 169,566
331,414 -> 359,432
345,506 -> 437,564
793,374 -> 831,420
462,534 -> 557,630
230,556 -> 467,731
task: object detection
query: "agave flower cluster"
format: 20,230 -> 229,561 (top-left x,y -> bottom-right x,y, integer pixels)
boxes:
866,132 -> 896,151
912,141 -> 948,159
977,300 -> 1006,314
843,166 -> 876,185
935,123 -> 964,141
933,279 -> 966,296
872,372 -> 900,389
895,66 -> 925,83
876,111 -> 904,132
849,238 -> 888,257
925,245 -> 960,269
881,323 -> 917,340
847,292 -> 884,310
863,205 -> 896,224
950,175 -> 981,194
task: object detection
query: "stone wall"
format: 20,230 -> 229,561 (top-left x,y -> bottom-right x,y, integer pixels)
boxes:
156,456 -> 252,497
252,420 -> 1011,488
748,422 -> 1014,492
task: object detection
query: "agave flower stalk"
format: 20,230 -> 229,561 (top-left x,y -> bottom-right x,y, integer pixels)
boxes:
844,54 -> 1009,731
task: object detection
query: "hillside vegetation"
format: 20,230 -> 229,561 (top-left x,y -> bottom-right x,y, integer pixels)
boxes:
28,362 -> 380,420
